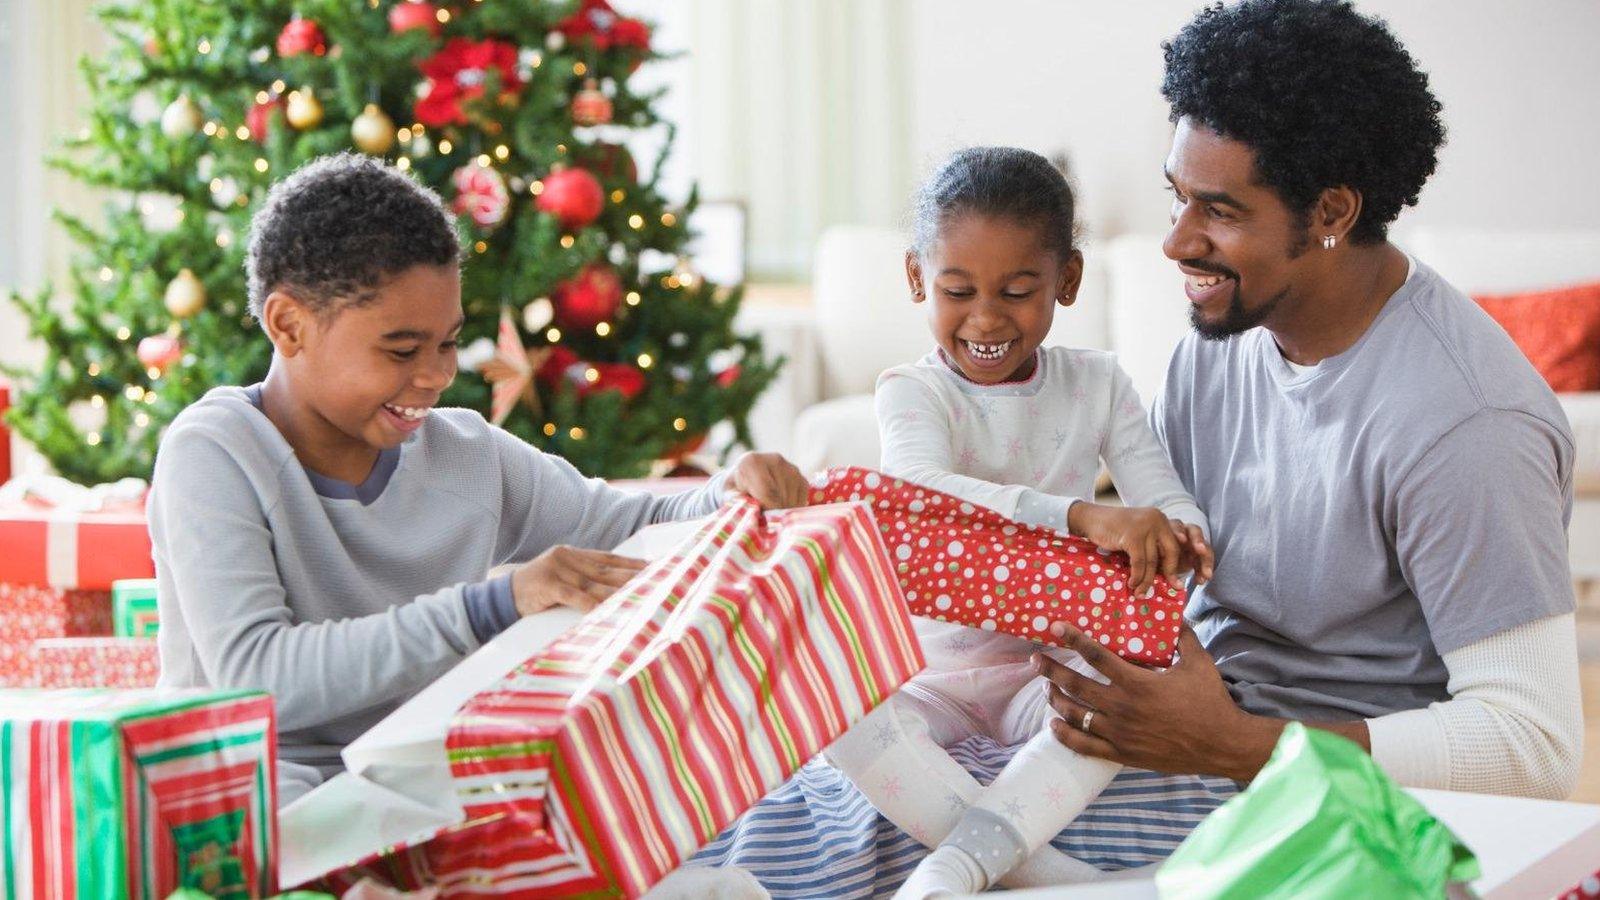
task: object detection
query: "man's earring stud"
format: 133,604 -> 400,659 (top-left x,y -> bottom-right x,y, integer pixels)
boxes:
1322,234 -> 1338,250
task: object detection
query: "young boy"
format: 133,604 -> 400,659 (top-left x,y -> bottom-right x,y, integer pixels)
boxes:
149,153 -> 808,806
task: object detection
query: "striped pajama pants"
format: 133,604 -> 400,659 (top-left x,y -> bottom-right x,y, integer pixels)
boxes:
687,736 -> 1238,899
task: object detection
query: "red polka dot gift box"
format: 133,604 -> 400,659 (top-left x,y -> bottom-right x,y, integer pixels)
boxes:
808,467 -> 1189,667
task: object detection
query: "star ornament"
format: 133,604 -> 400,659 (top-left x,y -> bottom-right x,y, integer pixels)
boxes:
481,307 -> 553,424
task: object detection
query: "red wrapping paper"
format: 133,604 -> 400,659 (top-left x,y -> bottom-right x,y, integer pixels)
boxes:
0,583 -> 114,686
809,466 -> 1189,666
30,636 -> 161,688
0,501 -> 154,589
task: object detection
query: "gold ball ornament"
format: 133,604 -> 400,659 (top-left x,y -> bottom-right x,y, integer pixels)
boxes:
351,104 -> 396,155
160,95 -> 204,139
285,88 -> 324,130
163,269 -> 208,318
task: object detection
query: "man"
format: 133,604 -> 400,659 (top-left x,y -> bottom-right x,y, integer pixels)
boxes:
1038,0 -> 1581,815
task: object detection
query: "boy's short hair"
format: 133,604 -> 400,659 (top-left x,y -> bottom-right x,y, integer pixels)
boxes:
1161,0 -> 1445,244
245,153 -> 462,321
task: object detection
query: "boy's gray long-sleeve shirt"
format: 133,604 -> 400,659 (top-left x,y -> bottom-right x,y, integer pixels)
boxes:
149,385 -> 724,799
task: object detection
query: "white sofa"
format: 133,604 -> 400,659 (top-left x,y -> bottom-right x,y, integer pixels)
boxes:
782,225 -> 1600,587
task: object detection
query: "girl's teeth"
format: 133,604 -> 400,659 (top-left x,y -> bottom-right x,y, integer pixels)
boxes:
964,339 -> 1013,360
388,404 -> 429,421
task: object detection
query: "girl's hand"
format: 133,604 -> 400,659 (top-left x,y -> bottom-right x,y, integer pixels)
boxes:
1169,519 -> 1215,585
1066,502 -> 1197,597
724,452 -> 810,510
511,545 -> 647,615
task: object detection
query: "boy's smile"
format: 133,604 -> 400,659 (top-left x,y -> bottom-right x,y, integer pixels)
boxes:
260,263 -> 462,484
907,212 -> 1082,385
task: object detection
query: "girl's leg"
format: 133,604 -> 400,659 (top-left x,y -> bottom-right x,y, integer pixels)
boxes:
827,689 -> 1110,890
893,670 -> 1120,898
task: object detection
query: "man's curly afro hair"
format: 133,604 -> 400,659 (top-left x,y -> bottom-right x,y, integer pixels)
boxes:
1161,0 -> 1445,244
246,152 -> 461,322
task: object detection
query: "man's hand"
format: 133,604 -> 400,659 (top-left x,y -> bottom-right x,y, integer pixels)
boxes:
1033,623 -> 1285,781
511,545 -> 647,616
1067,503 -> 1211,597
724,452 -> 810,510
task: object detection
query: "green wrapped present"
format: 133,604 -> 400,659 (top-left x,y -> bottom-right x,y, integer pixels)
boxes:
114,577 -> 160,637
1,688 -> 278,898
1157,723 -> 1480,899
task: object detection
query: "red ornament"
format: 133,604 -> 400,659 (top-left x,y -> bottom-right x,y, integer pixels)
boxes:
246,97 -> 280,143
552,264 -> 623,329
570,80 -> 613,127
536,346 -> 581,387
450,163 -> 510,228
136,335 -> 183,374
388,2 -> 441,37
586,363 -> 646,400
536,167 -> 604,230
276,18 -> 327,57
715,364 -> 742,388
415,38 -> 523,127
579,142 -> 638,183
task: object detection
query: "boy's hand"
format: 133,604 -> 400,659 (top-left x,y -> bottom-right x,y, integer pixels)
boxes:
511,545 -> 647,616
724,452 -> 809,510
1066,503 -> 1207,598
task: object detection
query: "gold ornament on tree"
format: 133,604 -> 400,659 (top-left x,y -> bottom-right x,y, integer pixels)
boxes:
351,103 -> 395,154
160,95 -> 203,138
163,269 -> 207,318
285,88 -> 324,129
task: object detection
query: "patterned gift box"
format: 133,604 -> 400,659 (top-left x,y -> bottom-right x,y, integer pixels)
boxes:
305,498 -> 924,898
810,466 -> 1189,666
31,637 -> 160,688
0,583 -> 115,687
0,688 -> 278,898
115,577 -> 161,638
0,495 -> 153,686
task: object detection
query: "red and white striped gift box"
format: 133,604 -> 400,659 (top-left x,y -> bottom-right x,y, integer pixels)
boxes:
810,466 -> 1190,666
311,498 -> 923,898
0,688 -> 278,898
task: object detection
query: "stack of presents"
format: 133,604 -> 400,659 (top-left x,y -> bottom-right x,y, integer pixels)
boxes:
4,379 -> 1600,896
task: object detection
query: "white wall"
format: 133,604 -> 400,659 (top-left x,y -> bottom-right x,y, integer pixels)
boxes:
907,0 -> 1600,247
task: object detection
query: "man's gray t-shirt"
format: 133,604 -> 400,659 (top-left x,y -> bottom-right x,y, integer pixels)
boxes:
1152,258 -> 1577,721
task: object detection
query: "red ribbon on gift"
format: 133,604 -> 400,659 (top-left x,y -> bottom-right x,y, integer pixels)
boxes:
810,466 -> 1190,667
0,494 -> 154,590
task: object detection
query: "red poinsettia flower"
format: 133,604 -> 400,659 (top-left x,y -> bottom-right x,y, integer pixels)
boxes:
414,38 -> 523,127
556,0 -> 650,52
610,17 -> 652,50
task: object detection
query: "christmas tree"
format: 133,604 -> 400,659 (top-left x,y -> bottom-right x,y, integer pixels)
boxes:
4,0 -> 779,484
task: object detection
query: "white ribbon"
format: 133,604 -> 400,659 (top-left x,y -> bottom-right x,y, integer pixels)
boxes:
0,473 -> 148,513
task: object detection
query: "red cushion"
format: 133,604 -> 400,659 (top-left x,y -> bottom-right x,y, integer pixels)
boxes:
1473,281 -> 1600,393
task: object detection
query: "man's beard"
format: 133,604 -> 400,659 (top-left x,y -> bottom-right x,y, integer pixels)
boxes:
1190,280 -> 1284,341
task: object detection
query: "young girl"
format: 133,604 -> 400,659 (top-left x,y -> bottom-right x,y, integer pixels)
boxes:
825,147 -> 1215,897
148,153 -> 809,810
